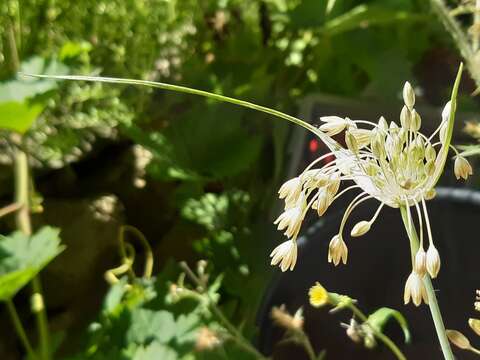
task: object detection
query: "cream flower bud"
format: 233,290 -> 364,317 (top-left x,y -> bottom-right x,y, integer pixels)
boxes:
442,100 -> 452,123
426,244 -> 441,278
378,116 -> 388,131
345,130 -> 359,154
319,116 -> 347,136
414,248 -> 427,276
350,221 -> 371,237
425,144 -> 436,161
349,128 -> 372,149
270,240 -> 298,272
400,105 -> 412,130
454,156 -> 473,180
403,81 -> 415,110
411,109 -> 421,131
313,187 -> 331,216
469,318 -> 480,336
446,330 -> 471,350
328,235 -> 348,266
327,172 -> 341,197
404,271 -> 428,306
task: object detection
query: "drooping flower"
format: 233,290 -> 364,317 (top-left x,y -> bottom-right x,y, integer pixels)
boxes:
270,240 -> 297,272
328,235 -> 348,266
404,271 -> 429,306
269,65 -> 466,306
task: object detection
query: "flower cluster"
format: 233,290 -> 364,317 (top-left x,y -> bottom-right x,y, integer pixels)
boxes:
270,78 -> 472,306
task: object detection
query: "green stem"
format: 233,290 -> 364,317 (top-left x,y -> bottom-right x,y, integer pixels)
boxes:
14,148 -> 51,360
6,299 -> 37,360
179,262 -> 268,360
0,202 -> 22,218
400,206 -> 454,360
21,74 -> 333,146
348,305 -> 406,360
296,331 -> 316,360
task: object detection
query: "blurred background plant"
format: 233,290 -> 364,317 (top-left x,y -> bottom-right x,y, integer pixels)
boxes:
1,0 -> 480,359
447,289 -> 480,356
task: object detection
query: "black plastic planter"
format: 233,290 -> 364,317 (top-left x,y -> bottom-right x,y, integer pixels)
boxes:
258,187 -> 480,360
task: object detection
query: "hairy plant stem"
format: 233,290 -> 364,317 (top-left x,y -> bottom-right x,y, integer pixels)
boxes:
179,262 -> 269,360
400,206 -> 454,360
14,149 -> 51,360
347,304 -> 406,360
6,299 -> 37,359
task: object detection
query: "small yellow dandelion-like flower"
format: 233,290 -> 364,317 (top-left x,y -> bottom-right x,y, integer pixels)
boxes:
309,282 -> 329,307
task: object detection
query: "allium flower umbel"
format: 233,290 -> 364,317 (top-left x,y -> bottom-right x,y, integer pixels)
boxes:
270,69 -> 469,306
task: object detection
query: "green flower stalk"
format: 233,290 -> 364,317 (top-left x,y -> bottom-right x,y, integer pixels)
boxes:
23,62 -> 464,360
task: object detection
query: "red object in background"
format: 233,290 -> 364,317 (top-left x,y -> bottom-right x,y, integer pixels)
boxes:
308,138 -> 335,165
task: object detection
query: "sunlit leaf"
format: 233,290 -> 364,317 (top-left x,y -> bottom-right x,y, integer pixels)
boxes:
0,227 -> 64,301
0,101 -> 44,133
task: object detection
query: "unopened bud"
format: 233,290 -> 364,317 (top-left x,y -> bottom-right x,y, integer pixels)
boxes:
350,221 -> 371,237
345,130 -> 359,154
400,105 -> 412,130
446,329 -> 471,350
426,244 -> 441,278
403,81 -> 415,110
442,101 -> 452,123
411,109 -> 421,131
414,248 -> 427,276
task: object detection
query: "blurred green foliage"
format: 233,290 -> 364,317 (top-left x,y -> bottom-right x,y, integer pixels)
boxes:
0,0 -> 455,359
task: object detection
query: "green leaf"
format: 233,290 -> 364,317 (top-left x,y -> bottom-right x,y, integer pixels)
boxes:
131,342 -> 177,360
367,307 -> 411,343
126,103 -> 263,182
0,57 -> 69,132
0,57 -> 68,103
0,101 -> 45,133
103,277 -> 129,315
0,227 -> 64,301
127,309 -> 176,344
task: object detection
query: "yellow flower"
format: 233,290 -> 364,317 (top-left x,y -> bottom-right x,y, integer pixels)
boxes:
309,282 -> 329,307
